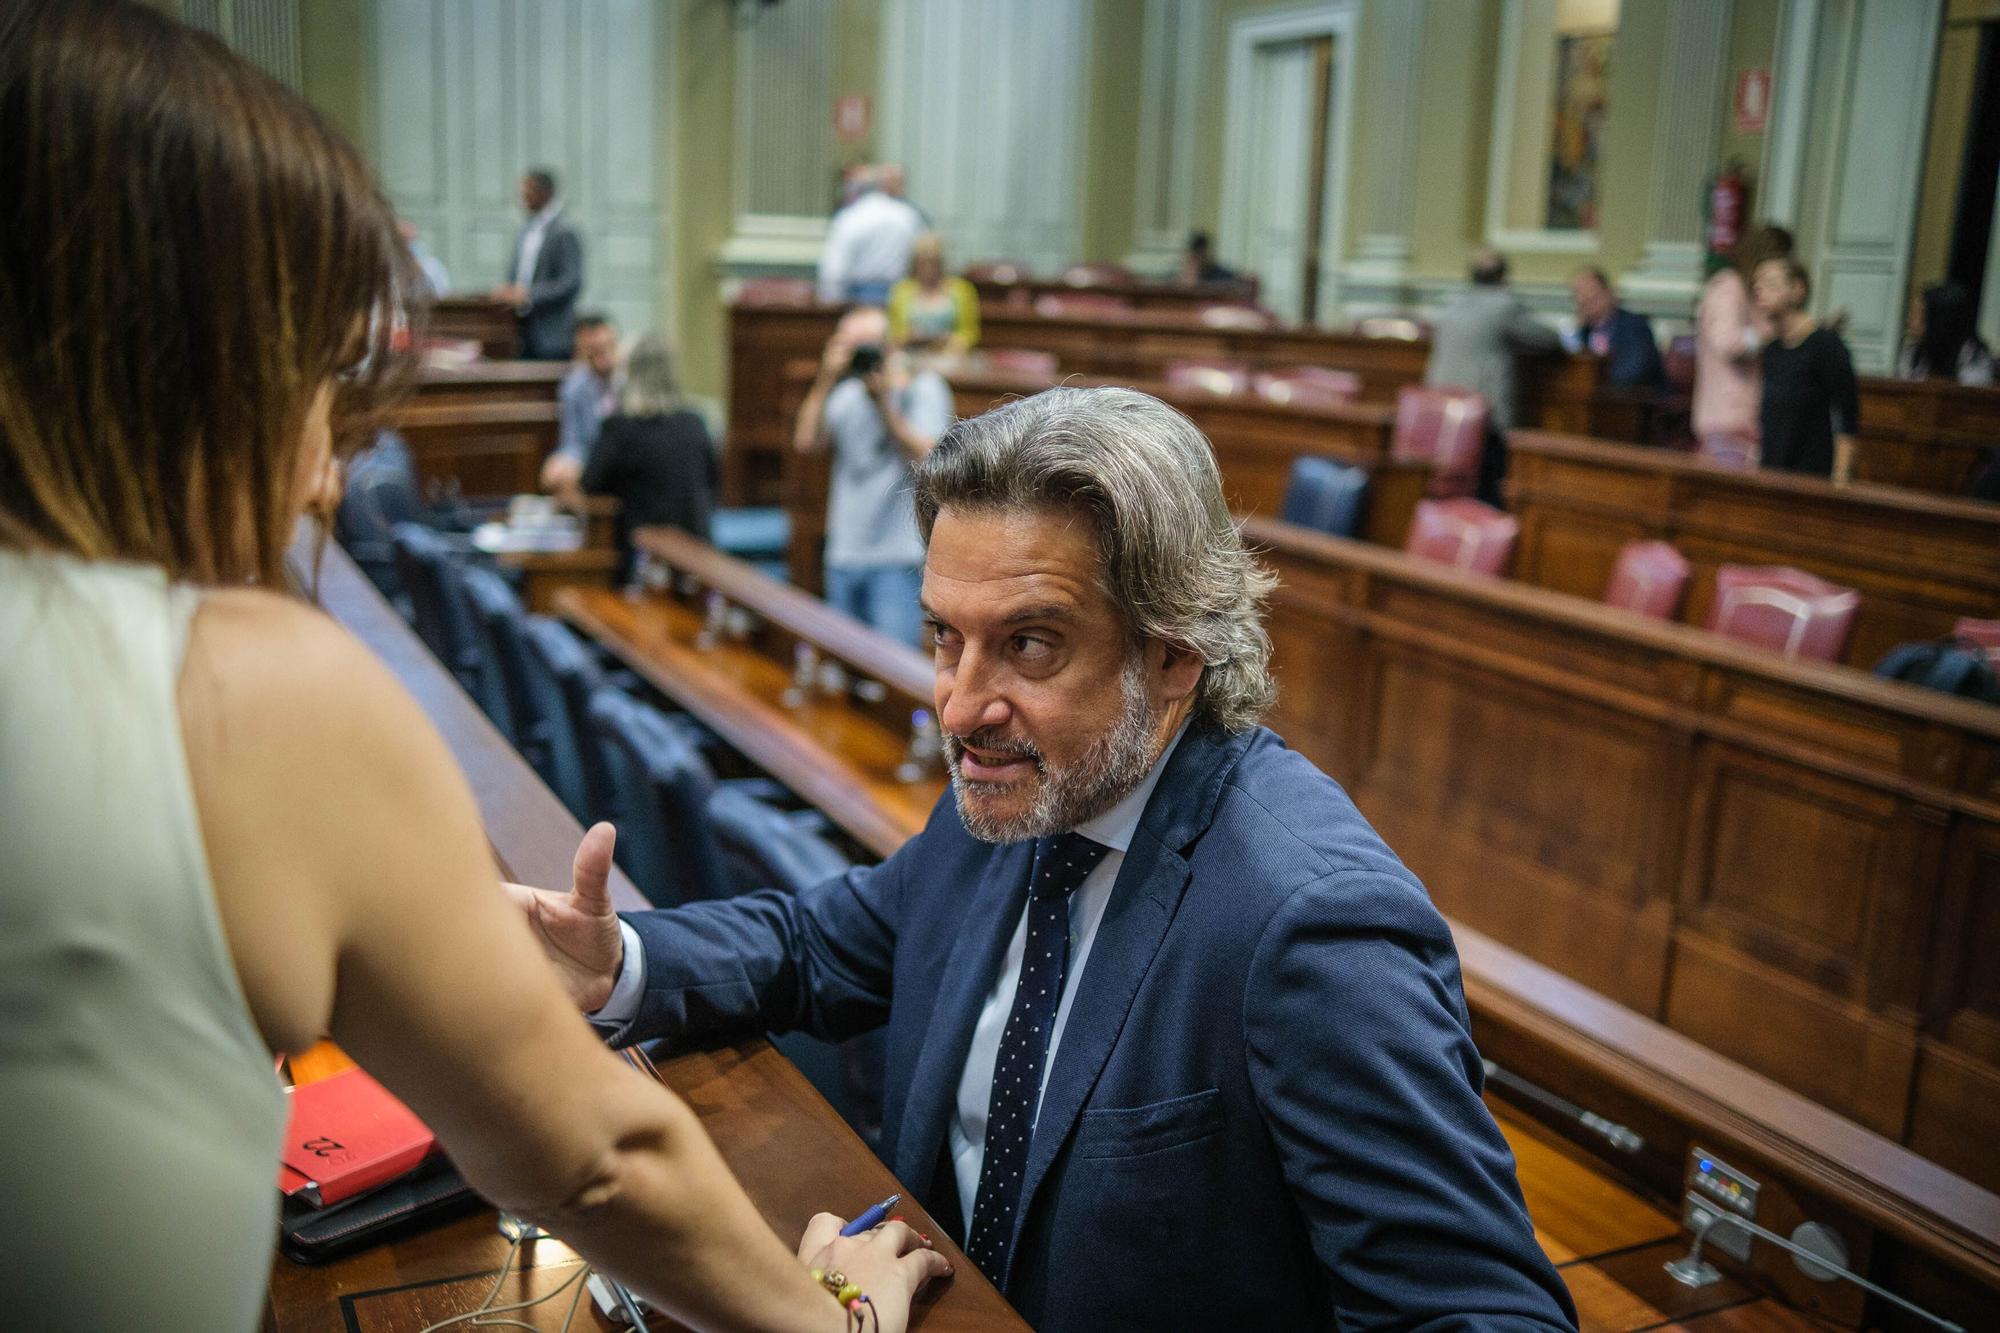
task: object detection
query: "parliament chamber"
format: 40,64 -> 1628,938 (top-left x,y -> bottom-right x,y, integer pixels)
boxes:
327,287 -> 2000,1327
21,0 -> 2000,1329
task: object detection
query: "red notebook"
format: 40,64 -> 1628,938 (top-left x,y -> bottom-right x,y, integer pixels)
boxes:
277,1067 -> 436,1207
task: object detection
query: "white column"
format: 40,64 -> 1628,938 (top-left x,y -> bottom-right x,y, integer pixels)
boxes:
1339,0 -> 1425,309
1622,0 -> 1734,303
1760,0 -> 1823,227
1127,0 -> 1211,273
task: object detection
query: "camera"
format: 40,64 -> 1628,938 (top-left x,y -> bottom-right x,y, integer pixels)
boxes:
847,343 -> 885,377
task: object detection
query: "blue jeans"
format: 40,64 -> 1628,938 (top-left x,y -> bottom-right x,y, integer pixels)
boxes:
824,564 -> 924,647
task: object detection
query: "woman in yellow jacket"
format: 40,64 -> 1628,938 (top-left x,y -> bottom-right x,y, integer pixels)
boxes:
887,233 -> 980,355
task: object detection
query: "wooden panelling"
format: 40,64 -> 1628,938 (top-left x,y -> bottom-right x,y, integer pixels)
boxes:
427,296 -> 520,358
724,305 -> 841,507
1246,515 -> 2000,1198
388,360 -> 568,498
1662,933 -> 1920,1142
968,276 -> 1260,314
1855,378 -> 2000,498
1508,432 -> 2000,669
728,301 -> 1624,521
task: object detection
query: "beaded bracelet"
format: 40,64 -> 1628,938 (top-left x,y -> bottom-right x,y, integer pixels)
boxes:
809,1269 -> 878,1332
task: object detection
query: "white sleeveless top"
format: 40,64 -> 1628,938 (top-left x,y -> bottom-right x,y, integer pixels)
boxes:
0,552 -> 284,1330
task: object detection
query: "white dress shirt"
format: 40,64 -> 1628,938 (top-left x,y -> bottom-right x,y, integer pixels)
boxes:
512,199 -> 564,294
589,723 -> 1188,1241
945,725 -> 1184,1234
816,190 -> 926,303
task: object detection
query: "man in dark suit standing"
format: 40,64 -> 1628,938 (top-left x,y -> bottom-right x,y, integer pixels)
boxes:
1568,266 -> 1665,389
512,387 -> 1577,1331
492,167 -> 583,360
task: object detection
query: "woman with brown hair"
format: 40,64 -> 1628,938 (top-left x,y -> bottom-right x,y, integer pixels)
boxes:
0,3 -> 945,1328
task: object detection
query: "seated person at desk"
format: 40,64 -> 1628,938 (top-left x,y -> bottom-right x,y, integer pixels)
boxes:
1753,257 -> 1859,481
515,387 -> 1579,1331
1898,282 -> 1994,386
1564,266 -> 1663,389
1175,229 -> 1236,285
581,334 -> 717,582
540,311 -> 621,494
887,232 -> 980,356
793,308 -> 953,647
0,5 -> 946,1328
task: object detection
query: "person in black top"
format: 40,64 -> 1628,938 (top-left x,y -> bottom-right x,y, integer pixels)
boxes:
1898,282 -> 1994,385
1175,231 -> 1237,285
1752,258 -> 1859,481
580,334 -> 717,580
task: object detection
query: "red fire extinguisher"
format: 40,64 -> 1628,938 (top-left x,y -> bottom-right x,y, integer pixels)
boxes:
1705,159 -> 1748,269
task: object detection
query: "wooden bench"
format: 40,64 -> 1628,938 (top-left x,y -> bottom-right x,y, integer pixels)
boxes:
1506,430 -> 2000,669
554,529 -> 2000,1327
274,532 -> 1023,1331
1855,376 -> 2000,498
1249,515 -> 2000,1209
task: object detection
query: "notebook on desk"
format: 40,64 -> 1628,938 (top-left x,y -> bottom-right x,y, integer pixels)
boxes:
277,1065 -> 436,1207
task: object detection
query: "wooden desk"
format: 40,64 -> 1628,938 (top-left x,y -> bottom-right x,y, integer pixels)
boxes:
777,359 -> 1428,593
1507,430 -> 2000,668
726,302 -> 1620,511
278,534 -> 1019,1330
1855,376 -> 2000,497
547,531 -> 2000,1326
389,360 -> 568,498
429,295 -> 523,360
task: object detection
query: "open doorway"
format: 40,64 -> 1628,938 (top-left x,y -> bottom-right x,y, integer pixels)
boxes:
1219,5 -> 1355,326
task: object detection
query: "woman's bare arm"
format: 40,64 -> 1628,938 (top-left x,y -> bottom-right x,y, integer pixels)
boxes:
178,590 -> 943,1330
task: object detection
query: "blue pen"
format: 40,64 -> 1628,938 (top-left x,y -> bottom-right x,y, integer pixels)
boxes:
839,1191 -> 902,1236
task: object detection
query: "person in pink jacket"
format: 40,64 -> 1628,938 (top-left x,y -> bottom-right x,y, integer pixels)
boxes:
1693,225 -> 1794,446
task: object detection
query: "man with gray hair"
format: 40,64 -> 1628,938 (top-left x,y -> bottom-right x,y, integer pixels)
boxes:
512,387 -> 1577,1330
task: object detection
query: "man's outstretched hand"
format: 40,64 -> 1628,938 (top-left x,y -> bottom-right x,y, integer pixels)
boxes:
504,822 -> 624,1013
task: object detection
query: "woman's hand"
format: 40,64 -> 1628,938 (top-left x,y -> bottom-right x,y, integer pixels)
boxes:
797,1213 -> 953,1333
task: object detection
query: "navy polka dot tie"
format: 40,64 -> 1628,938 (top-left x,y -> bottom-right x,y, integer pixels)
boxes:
964,831 -> 1110,1283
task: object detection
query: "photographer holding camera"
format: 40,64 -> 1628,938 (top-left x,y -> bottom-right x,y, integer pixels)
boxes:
793,308 -> 953,646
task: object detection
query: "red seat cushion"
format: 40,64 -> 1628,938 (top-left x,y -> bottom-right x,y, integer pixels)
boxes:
1706,565 -> 1860,662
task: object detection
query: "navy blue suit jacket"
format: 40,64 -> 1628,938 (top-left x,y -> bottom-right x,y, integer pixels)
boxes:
1582,306 -> 1665,389
619,723 -> 1576,1331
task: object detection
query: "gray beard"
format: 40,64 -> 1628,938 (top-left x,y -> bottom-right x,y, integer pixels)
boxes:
944,654 -> 1163,844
